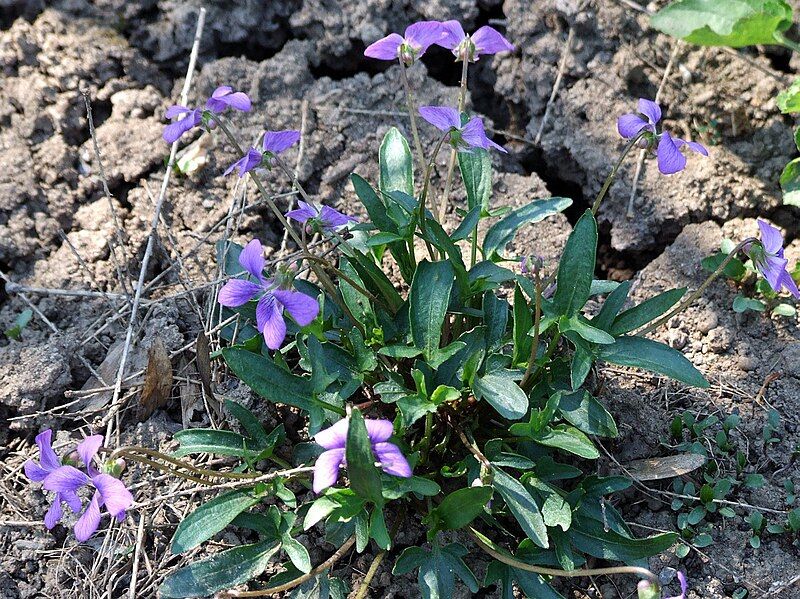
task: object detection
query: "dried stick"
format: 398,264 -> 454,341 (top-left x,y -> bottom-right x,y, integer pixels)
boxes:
104,7 -> 206,445
534,28 -> 574,145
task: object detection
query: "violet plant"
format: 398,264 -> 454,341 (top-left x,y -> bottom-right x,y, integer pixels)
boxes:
27,16 -> 794,599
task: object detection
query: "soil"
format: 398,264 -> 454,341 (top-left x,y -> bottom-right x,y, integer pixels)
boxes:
0,1 -> 798,598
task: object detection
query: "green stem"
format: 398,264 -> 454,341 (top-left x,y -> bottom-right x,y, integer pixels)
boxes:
638,238 -> 756,336
418,133 -> 452,260
418,412 -> 434,466
520,271 -> 543,391
591,131 -> 647,215
522,331 -> 560,393
399,58 -> 426,174
438,57 -> 471,223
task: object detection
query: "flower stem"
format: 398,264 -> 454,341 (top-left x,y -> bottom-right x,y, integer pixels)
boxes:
638,238 -> 756,336
438,57 -> 471,223
399,58 -> 426,174
110,446 -> 263,482
418,133 -> 452,260
519,270 -> 543,391
591,131 -> 646,215
469,528 -> 659,584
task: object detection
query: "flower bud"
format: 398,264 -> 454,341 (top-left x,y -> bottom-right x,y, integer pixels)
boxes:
637,579 -> 660,599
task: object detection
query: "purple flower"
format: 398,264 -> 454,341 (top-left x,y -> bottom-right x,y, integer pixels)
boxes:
364,21 -> 448,64
617,98 -> 708,175
665,571 -> 688,599
217,239 -> 320,349
40,435 -> 133,541
24,430 -> 83,530
418,106 -> 507,153
224,147 -> 263,177
745,220 -> 800,298
312,418 -> 412,494
163,106 -> 203,144
286,200 -> 357,232
439,21 -> 514,61
205,86 -> 252,114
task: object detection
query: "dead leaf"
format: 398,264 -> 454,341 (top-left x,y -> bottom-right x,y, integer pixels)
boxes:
78,341 -> 146,412
136,336 -> 172,422
195,331 -> 215,402
621,454 -> 706,481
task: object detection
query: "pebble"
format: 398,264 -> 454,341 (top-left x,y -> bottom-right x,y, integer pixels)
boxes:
668,329 -> 688,350
697,311 -> 719,334
783,343 -> 800,377
737,355 -> 758,371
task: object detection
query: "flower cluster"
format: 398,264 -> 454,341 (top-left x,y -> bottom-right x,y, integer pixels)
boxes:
312,418 -> 412,494
617,98 -> 708,175
25,430 -> 132,541
364,20 -> 513,64
163,85 -> 252,144
217,239 -> 320,350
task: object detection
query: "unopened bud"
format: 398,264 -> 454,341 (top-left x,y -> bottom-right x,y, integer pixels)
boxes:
637,580 -> 660,599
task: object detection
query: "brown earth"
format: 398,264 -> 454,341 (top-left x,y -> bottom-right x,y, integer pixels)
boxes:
0,1 -> 798,598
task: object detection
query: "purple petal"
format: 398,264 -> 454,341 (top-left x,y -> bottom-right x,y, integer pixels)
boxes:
224,91 -> 252,112
238,148 -> 263,176
438,20 -> 465,50
682,140 -> 708,156
262,130 -> 301,154
24,460 -> 49,482
656,131 -> 686,175
212,86 -> 233,98
364,33 -> 404,60
286,201 -> 318,224
74,492 -> 102,542
256,294 -> 287,350
761,253 -> 789,292
218,279 -> 261,307
92,473 -> 133,517
319,205 -> 357,229
314,419 -> 349,450
313,448 -> 346,494
637,98 -> 662,125
43,465 -> 90,494
404,21 -> 446,55
461,116 -> 504,152
35,429 -> 60,471
163,120 -> 190,144
419,106 -> 461,131
44,497 -> 63,529
273,289 -> 319,326
238,239 -> 265,281
778,270 -> 800,298
165,105 -> 191,119
616,114 -> 649,139
364,419 -> 393,443
62,490 -> 83,513
77,435 -> 103,471
757,219 -> 784,255
471,26 -> 514,56
665,571 -> 688,599
223,155 -> 246,177
373,442 -> 412,478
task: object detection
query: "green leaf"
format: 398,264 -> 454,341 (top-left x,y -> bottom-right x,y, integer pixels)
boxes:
160,540 -> 280,598
512,285 -> 533,364
409,260 -> 455,359
370,508 -> 392,550
171,490 -> 262,554
733,295 -> 766,313
432,486 -> 493,530
451,206 -> 482,242
222,348 -> 318,412
351,173 -> 395,232
533,425 -> 600,459
552,211 -> 597,317
394,543 -> 479,599
773,303 -> 796,317
4,308 -> 32,340
651,0 -> 793,47
473,371 -> 529,420
778,78 -> 800,113
483,197 -> 572,260
492,468 -> 549,548
558,390 -> 618,438
701,252 -> 747,280
483,292 -> 509,349
458,148 -> 492,212
346,409 -> 384,506
485,561 -> 565,599
379,127 -> 414,196
571,514 -> 677,562
224,399 -> 270,447
173,429 -> 258,459
598,336 -> 709,388
283,536 -> 312,573
592,281 -> 631,331
560,315 -> 615,344
570,346 -> 594,390
610,288 -> 686,335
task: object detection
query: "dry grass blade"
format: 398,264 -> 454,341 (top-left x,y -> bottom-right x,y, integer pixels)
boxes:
195,331 -> 215,403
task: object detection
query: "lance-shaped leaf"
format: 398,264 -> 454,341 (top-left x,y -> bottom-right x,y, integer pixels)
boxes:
380,127 -> 414,196
483,197 -> 572,260
409,260 -> 455,359
346,409 -> 384,506
458,148 -> 492,212
430,486 -> 493,531
393,543 -> 479,599
492,468 -> 549,548
597,336 -> 709,388
552,210 -> 597,317
171,490 -> 262,554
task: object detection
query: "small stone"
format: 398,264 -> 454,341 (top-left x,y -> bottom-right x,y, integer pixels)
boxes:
737,355 -> 758,371
783,343 -> 800,378
697,311 -> 719,334
668,329 -> 688,350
